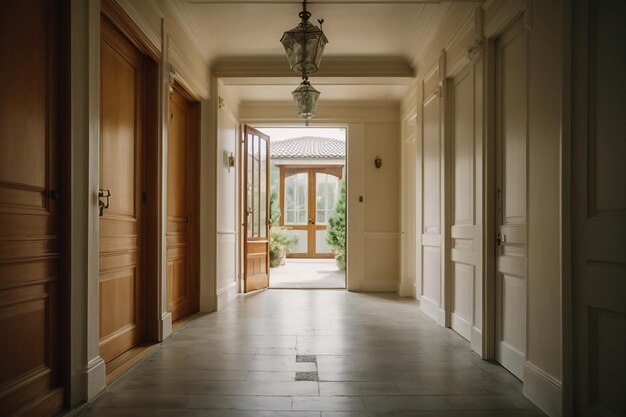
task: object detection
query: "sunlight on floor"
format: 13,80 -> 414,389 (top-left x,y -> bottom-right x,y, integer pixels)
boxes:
269,259 -> 345,289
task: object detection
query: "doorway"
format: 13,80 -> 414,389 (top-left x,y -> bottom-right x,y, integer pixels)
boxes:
259,127 -> 346,290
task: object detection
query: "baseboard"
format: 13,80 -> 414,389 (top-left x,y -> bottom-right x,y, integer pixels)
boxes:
216,282 -> 237,310
437,307 -> 446,327
420,295 -> 439,322
470,327 -> 483,356
523,361 -> 563,417
200,293 -> 215,312
85,356 -> 106,400
451,313 -> 472,340
160,312 -> 172,341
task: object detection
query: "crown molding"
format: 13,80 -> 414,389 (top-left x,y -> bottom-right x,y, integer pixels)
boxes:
163,0 -> 216,62
213,56 -> 414,78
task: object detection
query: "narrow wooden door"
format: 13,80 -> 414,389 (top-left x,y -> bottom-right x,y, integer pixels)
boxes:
99,15 -> 145,364
243,126 -> 270,292
280,167 -> 342,258
0,1 -> 66,415
449,62 -> 483,355
167,85 -> 199,322
571,1 -> 626,415
494,17 -> 527,381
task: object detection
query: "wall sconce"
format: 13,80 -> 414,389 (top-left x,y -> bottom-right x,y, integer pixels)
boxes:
226,152 -> 235,172
374,156 -> 382,169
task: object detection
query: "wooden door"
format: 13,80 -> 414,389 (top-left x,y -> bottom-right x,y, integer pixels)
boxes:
494,17 -> 527,381
571,1 -> 626,415
243,126 -> 270,292
99,15 -> 145,364
448,62 -> 483,354
0,1 -> 66,415
167,85 -> 199,322
280,167 -> 342,258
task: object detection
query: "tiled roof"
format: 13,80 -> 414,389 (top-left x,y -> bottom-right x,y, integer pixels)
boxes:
270,136 -> 345,159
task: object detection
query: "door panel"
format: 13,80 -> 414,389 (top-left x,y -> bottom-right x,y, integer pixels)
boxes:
572,1 -> 626,415
448,63 -> 483,354
243,126 -> 270,292
167,86 -> 199,322
495,17 -> 527,380
0,0 -> 65,415
99,15 -> 144,363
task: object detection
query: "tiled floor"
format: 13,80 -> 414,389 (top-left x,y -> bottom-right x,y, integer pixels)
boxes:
269,259 -> 345,289
81,290 -> 547,417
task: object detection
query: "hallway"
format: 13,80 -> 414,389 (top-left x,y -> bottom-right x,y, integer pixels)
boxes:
82,290 -> 546,417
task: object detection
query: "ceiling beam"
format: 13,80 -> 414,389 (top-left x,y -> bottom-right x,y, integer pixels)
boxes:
213,55 -> 415,78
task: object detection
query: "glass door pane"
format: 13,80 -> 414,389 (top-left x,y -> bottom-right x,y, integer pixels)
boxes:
247,133 -> 254,237
259,136 -> 267,238
316,173 -> 339,225
284,172 -> 308,225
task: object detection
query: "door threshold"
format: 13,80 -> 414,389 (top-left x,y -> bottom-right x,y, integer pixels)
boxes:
105,343 -> 159,384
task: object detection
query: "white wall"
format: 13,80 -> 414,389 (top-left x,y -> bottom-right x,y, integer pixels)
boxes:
239,102 -> 401,292
216,83 -> 239,309
400,1 -> 565,415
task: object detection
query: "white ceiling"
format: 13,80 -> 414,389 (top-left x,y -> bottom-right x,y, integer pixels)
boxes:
166,0 -> 480,103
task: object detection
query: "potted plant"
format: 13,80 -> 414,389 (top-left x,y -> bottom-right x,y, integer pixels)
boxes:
270,227 -> 297,267
326,180 -> 346,271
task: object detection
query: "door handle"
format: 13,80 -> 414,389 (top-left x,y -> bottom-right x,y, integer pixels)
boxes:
496,232 -> 502,246
98,189 -> 111,216
308,217 -> 314,225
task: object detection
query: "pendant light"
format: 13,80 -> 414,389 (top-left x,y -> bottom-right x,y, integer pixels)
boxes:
292,77 -> 320,120
281,0 -> 327,121
280,0 -> 328,77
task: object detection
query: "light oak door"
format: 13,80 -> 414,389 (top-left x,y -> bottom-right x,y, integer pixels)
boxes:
243,126 -> 270,292
0,1 -> 66,415
571,1 -> 626,415
99,15 -> 145,364
494,17 -> 527,381
280,167 -> 342,258
448,62 -> 483,354
167,86 -> 199,322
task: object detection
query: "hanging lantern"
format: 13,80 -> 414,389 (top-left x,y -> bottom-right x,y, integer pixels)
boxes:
280,0 -> 328,76
292,77 -> 320,120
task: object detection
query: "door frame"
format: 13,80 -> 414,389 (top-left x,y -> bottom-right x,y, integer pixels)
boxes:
100,0 -> 161,361
237,124 -> 349,292
167,80 -> 201,322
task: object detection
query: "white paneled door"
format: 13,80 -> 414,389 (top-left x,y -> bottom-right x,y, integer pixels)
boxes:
572,0 -> 626,415
448,62 -> 483,355
420,66 -> 444,324
494,17 -> 527,381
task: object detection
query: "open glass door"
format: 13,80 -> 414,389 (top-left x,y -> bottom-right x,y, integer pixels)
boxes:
243,126 -> 270,292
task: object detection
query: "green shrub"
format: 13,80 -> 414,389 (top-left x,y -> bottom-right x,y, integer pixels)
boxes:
326,179 -> 346,271
269,191 -> 281,226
